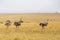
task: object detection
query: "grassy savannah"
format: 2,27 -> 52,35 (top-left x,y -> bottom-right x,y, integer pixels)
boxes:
0,13 -> 60,40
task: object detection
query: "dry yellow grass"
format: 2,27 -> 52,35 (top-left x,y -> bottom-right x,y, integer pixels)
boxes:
0,13 -> 60,40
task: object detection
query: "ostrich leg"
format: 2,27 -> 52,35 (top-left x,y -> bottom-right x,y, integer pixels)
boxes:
42,25 -> 45,30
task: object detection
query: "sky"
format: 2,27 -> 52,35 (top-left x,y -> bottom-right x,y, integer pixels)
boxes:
0,0 -> 60,13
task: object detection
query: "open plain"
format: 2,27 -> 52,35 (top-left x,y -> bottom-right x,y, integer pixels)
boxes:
0,13 -> 60,40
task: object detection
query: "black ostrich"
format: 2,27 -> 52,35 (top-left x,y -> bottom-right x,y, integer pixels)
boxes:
14,18 -> 23,28
5,20 -> 11,28
39,22 -> 48,29
14,21 -> 21,28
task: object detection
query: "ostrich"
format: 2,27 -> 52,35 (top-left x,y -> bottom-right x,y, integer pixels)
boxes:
14,18 -> 23,28
5,20 -> 11,28
39,22 -> 48,29
19,18 -> 23,23
14,21 -> 21,28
